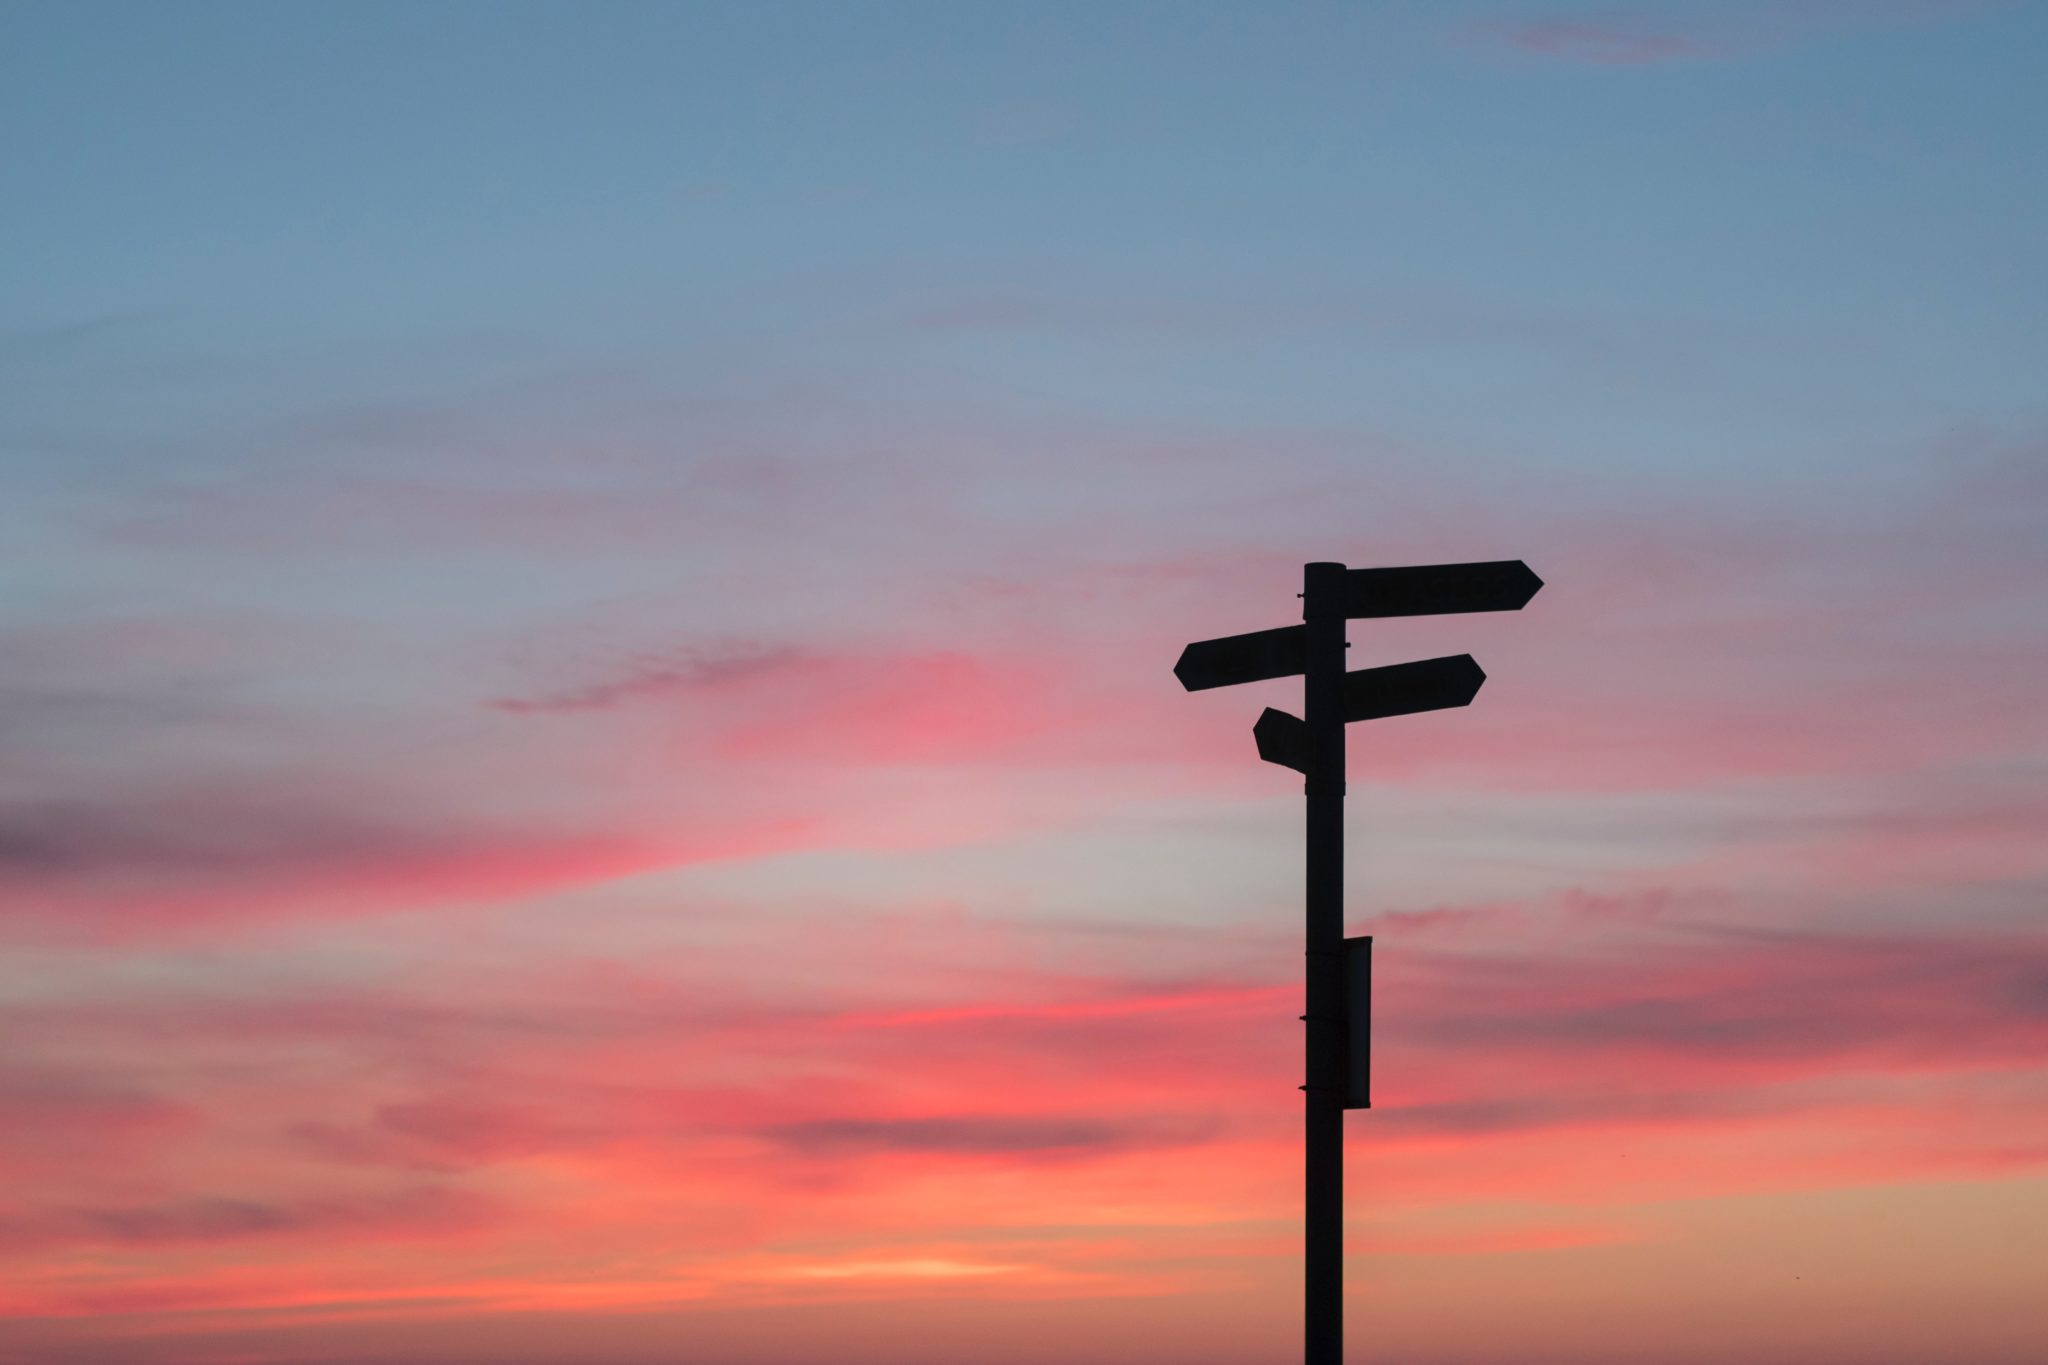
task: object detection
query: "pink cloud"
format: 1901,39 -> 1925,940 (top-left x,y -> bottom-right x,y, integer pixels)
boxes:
0,902 -> 2042,1334
0,1187 -> 495,1255
0,1067 -> 193,1182
8,397 -> 2048,1352
711,651 -> 1065,765
496,640 -> 1083,769
488,642 -> 814,714
0,790 -> 791,939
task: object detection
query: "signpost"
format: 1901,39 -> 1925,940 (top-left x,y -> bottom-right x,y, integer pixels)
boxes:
1174,624 -> 1307,691
1174,559 -> 1541,1365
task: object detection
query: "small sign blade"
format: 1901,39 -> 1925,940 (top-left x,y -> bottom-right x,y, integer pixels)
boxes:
1343,654 -> 1485,723
1174,624 -> 1307,692
1342,560 -> 1542,619
1253,707 -> 1311,773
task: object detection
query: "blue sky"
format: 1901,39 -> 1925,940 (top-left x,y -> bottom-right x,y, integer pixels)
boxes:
11,1 -> 2043,450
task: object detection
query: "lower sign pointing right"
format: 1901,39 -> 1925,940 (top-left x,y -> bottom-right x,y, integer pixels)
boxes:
1252,655 -> 1488,774
1343,654 -> 1485,722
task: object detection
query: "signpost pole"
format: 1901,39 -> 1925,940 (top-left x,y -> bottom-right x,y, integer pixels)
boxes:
1302,561 -> 1348,1365
1173,554 -> 1541,1365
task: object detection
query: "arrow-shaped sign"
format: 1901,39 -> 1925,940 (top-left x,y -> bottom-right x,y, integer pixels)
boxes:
1254,707 -> 1311,773
1180,564 -> 1537,691
1252,655 -> 1485,772
1341,560 -> 1541,620
1174,624 -> 1306,692
1342,654 -> 1485,721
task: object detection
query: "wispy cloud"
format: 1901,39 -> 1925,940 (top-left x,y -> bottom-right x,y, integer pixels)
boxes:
1500,18 -> 1716,65
761,1114 -> 1221,1159
488,643 -> 815,714
0,892 -> 2041,1336
1482,0 -> 2016,66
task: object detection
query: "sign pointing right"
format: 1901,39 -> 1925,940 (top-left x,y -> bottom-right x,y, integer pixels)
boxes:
1342,560 -> 1542,619
1342,653 -> 1485,722
1252,655 -> 1487,773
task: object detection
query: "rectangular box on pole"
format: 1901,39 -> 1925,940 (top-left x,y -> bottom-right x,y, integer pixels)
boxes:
1344,935 -> 1371,1110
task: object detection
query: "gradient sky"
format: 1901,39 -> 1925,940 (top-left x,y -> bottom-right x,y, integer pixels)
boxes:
4,2 -> 2046,1362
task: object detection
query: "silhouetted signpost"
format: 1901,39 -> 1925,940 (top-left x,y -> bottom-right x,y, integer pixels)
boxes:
1174,559 -> 1541,1365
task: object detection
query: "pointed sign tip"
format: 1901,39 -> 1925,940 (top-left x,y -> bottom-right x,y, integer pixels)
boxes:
1174,624 -> 1308,691
1340,653 -> 1486,722
1253,707 -> 1311,773
1339,560 -> 1544,618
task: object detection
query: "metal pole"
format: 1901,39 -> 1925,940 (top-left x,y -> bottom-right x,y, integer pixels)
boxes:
1302,561 -> 1348,1365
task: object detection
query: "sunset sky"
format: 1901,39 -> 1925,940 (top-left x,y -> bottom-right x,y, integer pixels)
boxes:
4,2 -> 2046,1362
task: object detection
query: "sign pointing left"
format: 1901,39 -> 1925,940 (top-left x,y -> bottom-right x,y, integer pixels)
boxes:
1254,707 -> 1312,773
1174,624 -> 1306,692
